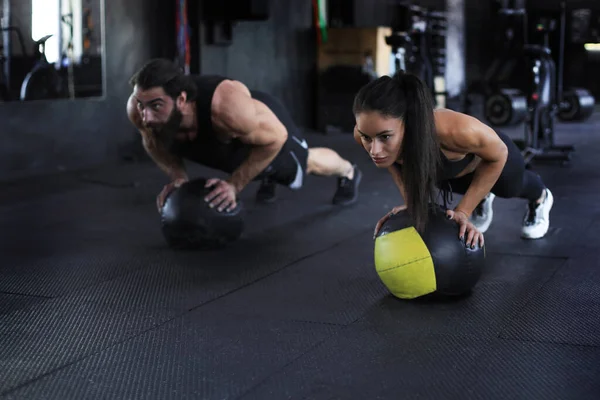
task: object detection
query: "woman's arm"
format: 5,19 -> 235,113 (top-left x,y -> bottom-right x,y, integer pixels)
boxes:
443,114 -> 508,218
372,164 -> 409,238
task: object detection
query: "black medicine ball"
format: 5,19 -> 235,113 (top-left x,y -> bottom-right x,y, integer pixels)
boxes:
160,178 -> 245,250
374,205 -> 485,299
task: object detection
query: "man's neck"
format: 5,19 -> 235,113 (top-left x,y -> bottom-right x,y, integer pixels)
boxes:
179,101 -> 198,139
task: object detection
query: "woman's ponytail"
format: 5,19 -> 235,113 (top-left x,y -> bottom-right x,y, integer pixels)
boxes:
353,70 -> 441,232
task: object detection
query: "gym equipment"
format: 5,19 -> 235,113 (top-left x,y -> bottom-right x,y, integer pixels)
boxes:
519,3 -> 576,166
482,4 -> 528,91
481,5 -> 529,126
160,178 -> 245,250
484,88 -> 528,126
558,88 -> 595,122
1,0 -> 10,98
0,25 -> 27,100
519,43 -> 574,165
554,4 -> 595,123
481,1 -> 595,131
385,3 -> 447,105
374,205 -> 485,300
20,34 -> 66,101
176,0 -> 191,74
0,53 -> 7,101
0,25 -> 67,102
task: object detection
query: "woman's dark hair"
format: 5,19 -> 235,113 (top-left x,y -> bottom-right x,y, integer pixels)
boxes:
129,58 -> 197,102
353,70 -> 440,232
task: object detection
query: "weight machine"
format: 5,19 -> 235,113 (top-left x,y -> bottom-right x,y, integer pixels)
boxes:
482,0 -> 595,166
384,2 -> 447,106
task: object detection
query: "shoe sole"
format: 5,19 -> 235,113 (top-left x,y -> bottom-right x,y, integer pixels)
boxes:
521,189 -> 554,239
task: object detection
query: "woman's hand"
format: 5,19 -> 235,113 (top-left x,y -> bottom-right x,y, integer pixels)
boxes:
374,205 -> 408,239
446,209 -> 484,249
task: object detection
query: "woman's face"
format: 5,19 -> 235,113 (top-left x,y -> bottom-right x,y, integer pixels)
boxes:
354,111 -> 405,168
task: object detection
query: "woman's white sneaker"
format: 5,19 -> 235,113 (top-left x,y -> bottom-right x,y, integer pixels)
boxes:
521,188 -> 554,239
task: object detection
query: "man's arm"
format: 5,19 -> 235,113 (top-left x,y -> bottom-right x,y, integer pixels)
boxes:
444,114 -> 508,217
126,96 -> 188,181
141,136 -> 188,181
215,83 -> 287,193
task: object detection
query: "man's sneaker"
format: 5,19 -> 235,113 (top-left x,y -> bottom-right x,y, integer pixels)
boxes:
521,188 -> 554,239
256,177 -> 277,203
332,165 -> 362,206
471,193 -> 495,233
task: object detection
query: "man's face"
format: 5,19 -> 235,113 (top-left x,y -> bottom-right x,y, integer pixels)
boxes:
133,85 -> 183,147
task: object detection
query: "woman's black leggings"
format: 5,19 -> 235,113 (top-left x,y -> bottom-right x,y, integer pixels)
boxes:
442,131 -> 546,203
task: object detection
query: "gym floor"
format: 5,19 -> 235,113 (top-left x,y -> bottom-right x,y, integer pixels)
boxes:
1,113 -> 599,399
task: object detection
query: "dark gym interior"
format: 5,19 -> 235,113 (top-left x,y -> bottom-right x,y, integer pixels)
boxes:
1,0 -> 600,398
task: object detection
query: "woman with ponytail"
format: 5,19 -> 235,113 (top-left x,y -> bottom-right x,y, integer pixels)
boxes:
353,70 -> 553,247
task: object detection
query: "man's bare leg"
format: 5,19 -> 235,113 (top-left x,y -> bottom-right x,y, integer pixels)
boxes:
307,147 -> 362,206
256,147 -> 362,206
306,147 -> 355,179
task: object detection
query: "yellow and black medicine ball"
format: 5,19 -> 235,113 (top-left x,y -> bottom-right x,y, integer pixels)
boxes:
374,205 -> 485,299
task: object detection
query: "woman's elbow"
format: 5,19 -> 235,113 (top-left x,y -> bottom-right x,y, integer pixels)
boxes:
487,141 -> 508,164
498,142 -> 509,164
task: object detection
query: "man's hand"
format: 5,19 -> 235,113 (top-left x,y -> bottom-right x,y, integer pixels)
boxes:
204,178 -> 238,212
157,177 -> 188,212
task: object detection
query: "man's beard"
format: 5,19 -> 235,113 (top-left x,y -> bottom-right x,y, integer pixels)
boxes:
147,107 -> 184,149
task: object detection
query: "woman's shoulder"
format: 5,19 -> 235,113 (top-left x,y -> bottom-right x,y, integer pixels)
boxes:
435,108 -> 485,135
434,108 -> 482,130
434,109 -> 486,153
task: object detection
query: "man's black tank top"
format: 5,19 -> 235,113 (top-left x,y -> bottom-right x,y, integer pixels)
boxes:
169,75 -> 306,177
169,75 -> 252,173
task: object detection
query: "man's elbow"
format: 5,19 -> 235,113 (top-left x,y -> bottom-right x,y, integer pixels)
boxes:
269,127 -> 288,150
279,129 -> 288,145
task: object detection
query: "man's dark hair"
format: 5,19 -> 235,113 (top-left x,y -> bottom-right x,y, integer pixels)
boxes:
353,70 -> 440,233
129,58 -> 197,102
